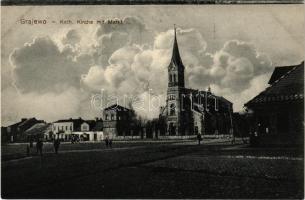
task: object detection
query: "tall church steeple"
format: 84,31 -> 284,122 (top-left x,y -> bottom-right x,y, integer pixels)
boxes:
168,25 -> 185,88
170,25 -> 184,68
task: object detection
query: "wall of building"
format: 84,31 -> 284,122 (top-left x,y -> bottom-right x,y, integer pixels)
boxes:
80,122 -> 90,132
193,111 -> 204,135
53,122 -> 73,133
72,131 -> 104,141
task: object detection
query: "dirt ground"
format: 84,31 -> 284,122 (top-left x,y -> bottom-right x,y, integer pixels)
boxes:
1,141 -> 303,198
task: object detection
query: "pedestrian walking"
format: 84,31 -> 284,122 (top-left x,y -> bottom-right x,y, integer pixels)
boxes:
53,138 -> 60,154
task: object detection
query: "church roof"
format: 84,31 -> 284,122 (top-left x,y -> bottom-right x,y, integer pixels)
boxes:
169,26 -> 184,69
245,61 -> 304,107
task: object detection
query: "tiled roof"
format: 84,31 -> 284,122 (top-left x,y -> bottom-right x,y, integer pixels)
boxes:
268,65 -> 296,84
245,61 -> 304,106
25,123 -> 52,135
184,88 -> 233,106
18,118 -> 44,128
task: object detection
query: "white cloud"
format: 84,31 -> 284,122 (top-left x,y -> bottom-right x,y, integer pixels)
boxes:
9,36 -> 90,94
62,29 -> 81,45
221,73 -> 271,111
1,87 -> 84,124
4,21 -> 276,124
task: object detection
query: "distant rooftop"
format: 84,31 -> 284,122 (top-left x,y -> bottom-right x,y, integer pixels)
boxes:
104,104 -> 131,112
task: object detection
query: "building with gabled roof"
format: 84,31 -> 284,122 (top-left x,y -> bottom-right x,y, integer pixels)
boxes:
5,118 -> 45,142
244,61 -> 304,146
24,123 -> 53,140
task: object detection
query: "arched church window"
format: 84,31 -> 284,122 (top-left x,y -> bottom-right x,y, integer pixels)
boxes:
170,103 -> 175,115
173,74 -> 176,83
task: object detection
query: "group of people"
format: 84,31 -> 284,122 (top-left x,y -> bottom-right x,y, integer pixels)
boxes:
26,136 -> 114,157
104,137 -> 113,148
26,138 -> 61,156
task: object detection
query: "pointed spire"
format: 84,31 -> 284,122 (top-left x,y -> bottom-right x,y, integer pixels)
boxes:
170,24 -> 183,68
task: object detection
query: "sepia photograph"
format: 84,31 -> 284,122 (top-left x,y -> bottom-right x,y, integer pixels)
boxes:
1,3 -> 304,199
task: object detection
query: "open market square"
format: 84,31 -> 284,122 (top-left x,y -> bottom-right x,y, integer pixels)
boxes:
1,139 -> 303,199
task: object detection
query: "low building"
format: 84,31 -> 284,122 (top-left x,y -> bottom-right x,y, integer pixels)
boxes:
244,61 -> 304,146
5,118 -> 45,142
52,118 -> 103,141
72,119 -> 104,141
24,123 -> 53,141
52,118 -> 76,140
103,104 -> 139,139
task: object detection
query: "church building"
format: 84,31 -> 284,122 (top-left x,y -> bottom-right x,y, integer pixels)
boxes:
159,27 -> 233,138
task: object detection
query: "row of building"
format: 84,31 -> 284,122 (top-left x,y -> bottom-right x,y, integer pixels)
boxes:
1,105 -> 138,143
1,117 -> 101,143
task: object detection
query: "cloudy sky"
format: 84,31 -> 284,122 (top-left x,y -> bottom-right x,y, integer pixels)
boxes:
1,5 -> 304,125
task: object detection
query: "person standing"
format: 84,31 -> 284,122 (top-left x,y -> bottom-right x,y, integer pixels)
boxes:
197,134 -> 202,145
26,144 -> 30,157
36,139 -> 39,153
105,137 -> 109,148
37,139 -> 43,156
53,138 -> 60,154
109,138 -> 112,148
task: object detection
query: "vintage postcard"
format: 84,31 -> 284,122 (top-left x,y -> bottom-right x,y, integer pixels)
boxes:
1,3 -> 304,199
